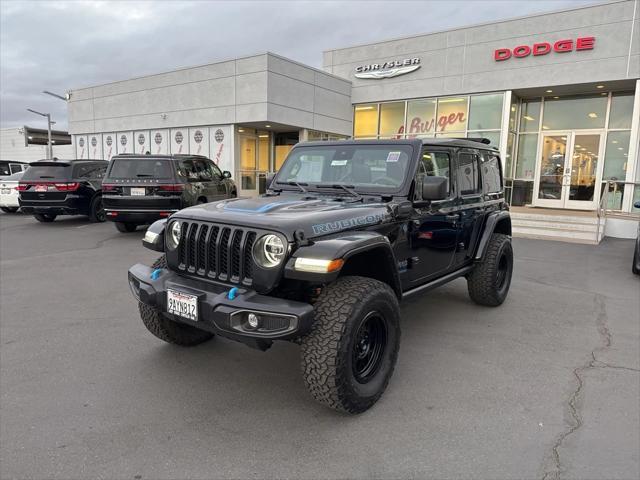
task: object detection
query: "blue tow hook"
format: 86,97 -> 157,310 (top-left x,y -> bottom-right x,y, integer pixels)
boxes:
150,268 -> 163,280
227,287 -> 239,300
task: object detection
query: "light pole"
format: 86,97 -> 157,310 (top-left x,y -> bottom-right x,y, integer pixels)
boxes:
27,108 -> 53,160
42,90 -> 70,101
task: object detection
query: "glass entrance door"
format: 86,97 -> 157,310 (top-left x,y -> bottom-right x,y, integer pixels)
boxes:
534,132 -> 603,210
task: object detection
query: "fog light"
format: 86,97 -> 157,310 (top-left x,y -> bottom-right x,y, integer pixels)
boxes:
247,313 -> 260,329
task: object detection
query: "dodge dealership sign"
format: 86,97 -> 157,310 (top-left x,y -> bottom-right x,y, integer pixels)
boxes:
494,36 -> 595,61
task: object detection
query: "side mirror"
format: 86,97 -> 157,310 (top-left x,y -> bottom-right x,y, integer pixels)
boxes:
222,170 -> 232,179
634,200 -> 640,209
265,172 -> 276,189
421,176 -> 448,201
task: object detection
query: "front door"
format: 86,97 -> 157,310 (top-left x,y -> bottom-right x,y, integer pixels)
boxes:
534,132 -> 603,210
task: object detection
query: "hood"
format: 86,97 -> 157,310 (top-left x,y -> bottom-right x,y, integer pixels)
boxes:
173,194 -> 392,240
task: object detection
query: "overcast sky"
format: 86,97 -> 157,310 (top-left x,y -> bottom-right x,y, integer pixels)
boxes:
1,0 -> 601,130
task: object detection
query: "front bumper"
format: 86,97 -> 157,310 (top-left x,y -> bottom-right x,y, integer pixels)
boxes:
106,209 -> 178,224
128,263 -> 315,343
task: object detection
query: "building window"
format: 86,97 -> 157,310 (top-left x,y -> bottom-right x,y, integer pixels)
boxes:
353,104 -> 379,137
436,97 -> 468,133
378,102 -> 405,138
468,94 -> 503,130
519,100 -> 541,132
608,93 -> 634,130
515,133 -> 537,180
603,131 -> 631,181
406,99 -> 436,137
542,94 -> 607,130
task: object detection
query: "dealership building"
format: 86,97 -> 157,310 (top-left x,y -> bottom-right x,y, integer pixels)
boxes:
67,0 -> 639,241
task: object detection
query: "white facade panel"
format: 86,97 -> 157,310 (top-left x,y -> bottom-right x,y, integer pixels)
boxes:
151,129 -> 169,155
75,135 -> 89,159
103,133 -> 116,161
189,127 -> 210,156
134,130 -> 150,155
170,128 -> 188,154
116,131 -> 133,154
89,134 -> 102,159
209,125 -> 233,173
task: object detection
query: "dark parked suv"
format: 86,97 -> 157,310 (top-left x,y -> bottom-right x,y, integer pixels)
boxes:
128,138 -> 513,413
18,159 -> 107,223
103,154 -> 236,232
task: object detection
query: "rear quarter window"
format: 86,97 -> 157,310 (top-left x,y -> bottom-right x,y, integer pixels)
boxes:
481,153 -> 502,193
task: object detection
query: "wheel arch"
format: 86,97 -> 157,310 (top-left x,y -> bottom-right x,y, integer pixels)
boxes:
474,210 -> 512,261
285,231 -> 402,299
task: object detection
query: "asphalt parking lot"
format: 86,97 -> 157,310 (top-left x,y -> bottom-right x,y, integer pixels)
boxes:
1,212 -> 639,480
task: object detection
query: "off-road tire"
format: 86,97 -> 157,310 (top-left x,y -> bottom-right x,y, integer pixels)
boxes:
34,213 -> 56,222
138,255 -> 214,346
115,221 -> 137,233
1,207 -> 19,213
88,195 -> 105,223
467,233 -> 513,306
300,276 -> 400,414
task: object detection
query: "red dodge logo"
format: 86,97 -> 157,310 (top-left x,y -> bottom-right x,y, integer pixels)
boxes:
494,36 -> 595,61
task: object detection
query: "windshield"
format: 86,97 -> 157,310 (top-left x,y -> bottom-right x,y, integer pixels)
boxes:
22,164 -> 72,181
275,145 -> 414,193
108,158 -> 174,179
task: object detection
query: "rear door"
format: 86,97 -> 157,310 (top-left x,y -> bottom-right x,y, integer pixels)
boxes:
19,162 -> 74,203
454,150 -> 485,266
103,157 -> 182,211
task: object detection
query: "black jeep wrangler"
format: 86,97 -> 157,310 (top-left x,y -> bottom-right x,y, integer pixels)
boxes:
128,138 -> 513,413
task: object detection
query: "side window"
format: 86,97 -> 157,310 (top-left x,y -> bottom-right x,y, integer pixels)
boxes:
209,161 -> 223,178
195,159 -> 213,181
176,159 -> 198,182
457,153 -> 481,196
481,153 -> 502,193
416,150 -> 451,199
75,165 -> 91,178
9,164 -> 23,174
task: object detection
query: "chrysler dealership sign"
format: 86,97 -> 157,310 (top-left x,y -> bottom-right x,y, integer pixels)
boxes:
355,58 -> 421,79
494,36 -> 595,61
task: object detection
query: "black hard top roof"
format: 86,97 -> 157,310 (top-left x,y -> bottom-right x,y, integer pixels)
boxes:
300,137 -> 499,151
28,158 -> 106,165
111,153 -> 209,160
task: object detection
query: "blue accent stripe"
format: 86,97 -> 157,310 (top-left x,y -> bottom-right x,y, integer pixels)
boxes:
223,200 -> 299,213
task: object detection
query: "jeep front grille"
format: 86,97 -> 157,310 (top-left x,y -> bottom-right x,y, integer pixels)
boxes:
176,221 -> 257,285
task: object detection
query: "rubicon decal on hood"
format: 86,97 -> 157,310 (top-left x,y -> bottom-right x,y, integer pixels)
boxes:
312,213 -> 386,235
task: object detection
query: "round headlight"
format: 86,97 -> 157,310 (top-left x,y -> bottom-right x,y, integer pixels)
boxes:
253,234 -> 286,268
166,221 -> 182,251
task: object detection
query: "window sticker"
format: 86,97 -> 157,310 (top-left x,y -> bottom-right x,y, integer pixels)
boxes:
331,160 -> 348,166
386,151 -> 401,162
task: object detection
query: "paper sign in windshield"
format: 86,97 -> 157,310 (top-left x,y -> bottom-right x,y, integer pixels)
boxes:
386,152 -> 401,162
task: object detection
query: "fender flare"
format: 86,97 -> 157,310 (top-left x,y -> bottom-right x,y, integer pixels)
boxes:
474,210 -> 511,261
284,231 -> 402,297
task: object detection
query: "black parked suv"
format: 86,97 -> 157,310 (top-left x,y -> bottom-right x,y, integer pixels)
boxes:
128,139 -> 513,413
103,154 -> 236,232
18,159 -> 107,223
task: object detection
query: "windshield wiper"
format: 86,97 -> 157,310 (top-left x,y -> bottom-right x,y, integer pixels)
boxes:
316,183 -> 362,201
276,181 -> 308,193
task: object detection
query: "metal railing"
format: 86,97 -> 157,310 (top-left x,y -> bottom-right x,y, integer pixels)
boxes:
596,180 -> 640,241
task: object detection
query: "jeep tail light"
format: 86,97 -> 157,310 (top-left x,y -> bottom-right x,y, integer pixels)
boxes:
158,184 -> 184,192
54,182 -> 80,192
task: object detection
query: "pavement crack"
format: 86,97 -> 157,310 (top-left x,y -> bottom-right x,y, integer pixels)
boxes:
542,294 -> 611,480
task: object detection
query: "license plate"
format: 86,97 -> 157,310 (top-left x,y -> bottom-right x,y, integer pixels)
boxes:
131,187 -> 146,196
1,188 -> 10,194
167,289 -> 198,321
35,185 -> 48,192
